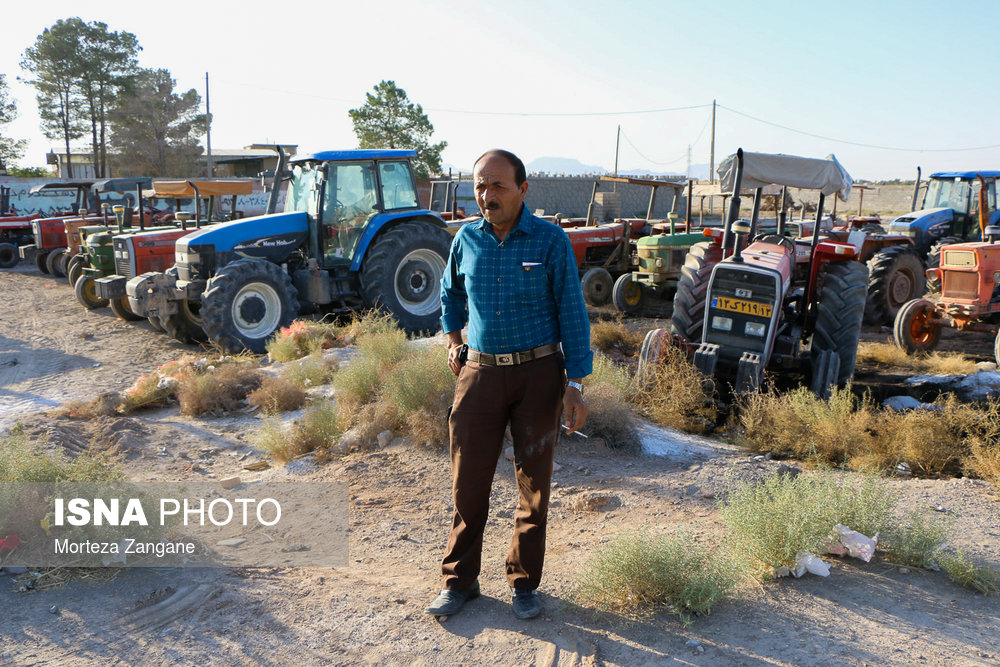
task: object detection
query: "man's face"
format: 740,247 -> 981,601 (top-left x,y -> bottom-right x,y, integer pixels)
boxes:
474,154 -> 528,230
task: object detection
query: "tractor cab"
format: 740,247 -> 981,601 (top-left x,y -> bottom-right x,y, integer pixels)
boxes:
888,171 -> 1000,253
283,151 -> 422,268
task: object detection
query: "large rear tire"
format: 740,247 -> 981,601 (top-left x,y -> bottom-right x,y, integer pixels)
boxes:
74,275 -> 109,310
109,295 -> 143,321
612,273 -> 646,314
0,243 -> 18,269
581,267 -> 613,306
201,259 -> 298,353
864,245 -> 925,325
159,299 -> 207,343
36,250 -> 51,275
892,298 -> 941,354
46,248 -> 67,278
359,220 -> 451,334
670,241 -> 721,343
925,236 -> 961,293
148,316 -> 165,333
812,260 -> 868,387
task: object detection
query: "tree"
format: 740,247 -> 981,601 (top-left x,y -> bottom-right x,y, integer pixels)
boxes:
108,68 -> 204,177
0,74 -> 27,170
21,18 -> 140,178
20,19 -> 87,177
349,80 -> 446,180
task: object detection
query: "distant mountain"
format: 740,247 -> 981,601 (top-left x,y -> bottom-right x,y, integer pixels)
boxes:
526,157 -> 607,176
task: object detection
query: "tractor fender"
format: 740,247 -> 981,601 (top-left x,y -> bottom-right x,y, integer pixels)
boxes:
349,210 -> 446,272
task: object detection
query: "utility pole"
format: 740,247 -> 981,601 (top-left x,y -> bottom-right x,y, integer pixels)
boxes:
709,99 -> 716,184
614,124 -> 621,177
686,144 -> 692,179
206,72 -> 214,178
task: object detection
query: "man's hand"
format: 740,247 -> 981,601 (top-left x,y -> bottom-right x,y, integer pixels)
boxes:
446,331 -> 464,377
563,383 -> 588,434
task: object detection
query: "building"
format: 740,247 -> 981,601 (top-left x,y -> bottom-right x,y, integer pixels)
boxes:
47,144 -> 298,179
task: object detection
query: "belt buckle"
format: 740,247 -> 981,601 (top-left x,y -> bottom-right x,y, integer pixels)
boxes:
496,353 -> 514,366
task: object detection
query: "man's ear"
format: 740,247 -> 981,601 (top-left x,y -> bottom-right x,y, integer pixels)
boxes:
519,181 -> 529,198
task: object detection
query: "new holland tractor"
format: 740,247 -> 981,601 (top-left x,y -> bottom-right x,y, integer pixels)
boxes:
127,149 -> 452,353
640,149 -> 869,397
888,170 -> 1000,291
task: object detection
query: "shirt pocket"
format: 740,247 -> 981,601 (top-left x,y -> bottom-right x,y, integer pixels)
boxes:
515,263 -> 549,300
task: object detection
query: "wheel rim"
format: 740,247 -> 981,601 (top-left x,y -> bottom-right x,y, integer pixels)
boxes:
231,281 -> 281,338
394,249 -> 445,316
623,280 -> 642,307
82,279 -> 98,304
908,304 -> 938,348
888,268 -> 916,307
182,298 -> 203,326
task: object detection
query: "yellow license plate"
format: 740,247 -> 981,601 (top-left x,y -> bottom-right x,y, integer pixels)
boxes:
711,296 -> 773,318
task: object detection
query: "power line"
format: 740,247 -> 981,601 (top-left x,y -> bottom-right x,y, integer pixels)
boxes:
718,103 -> 1000,153
618,127 -> 687,167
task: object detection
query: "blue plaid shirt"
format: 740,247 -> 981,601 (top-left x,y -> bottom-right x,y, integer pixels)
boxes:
440,205 -> 593,379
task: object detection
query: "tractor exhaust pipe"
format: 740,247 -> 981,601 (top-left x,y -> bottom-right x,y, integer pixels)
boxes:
720,149 -> 744,258
911,167 -> 921,212
686,180 -> 693,229
266,146 -> 287,215
136,183 -> 145,231
777,186 -> 788,236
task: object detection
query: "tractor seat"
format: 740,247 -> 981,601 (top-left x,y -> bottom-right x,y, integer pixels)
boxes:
986,225 -> 1000,242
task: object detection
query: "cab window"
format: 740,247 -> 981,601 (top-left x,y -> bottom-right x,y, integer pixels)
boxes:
379,161 -> 419,210
322,161 -> 379,263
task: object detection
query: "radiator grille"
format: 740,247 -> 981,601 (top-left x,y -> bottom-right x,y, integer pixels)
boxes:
942,271 -> 978,300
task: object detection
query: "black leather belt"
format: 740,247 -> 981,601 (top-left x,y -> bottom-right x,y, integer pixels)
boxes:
467,342 -> 560,367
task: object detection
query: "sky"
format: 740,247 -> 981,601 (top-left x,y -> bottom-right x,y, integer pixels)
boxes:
3,0 -> 999,181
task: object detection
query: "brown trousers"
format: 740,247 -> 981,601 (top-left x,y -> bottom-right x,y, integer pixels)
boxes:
441,354 -> 564,592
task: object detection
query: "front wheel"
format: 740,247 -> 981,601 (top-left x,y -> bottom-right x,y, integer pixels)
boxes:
46,248 -> 67,278
109,295 -> 143,322
864,245 -> 925,325
201,259 -> 298,353
612,273 -> 646,314
66,254 -> 85,286
359,220 -> 451,334
581,267 -> 613,306
159,299 -> 207,343
0,243 -> 18,269
74,275 -> 109,310
35,250 -> 51,275
893,298 -> 941,354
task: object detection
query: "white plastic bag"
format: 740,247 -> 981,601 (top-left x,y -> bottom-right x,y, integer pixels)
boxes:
834,524 -> 877,562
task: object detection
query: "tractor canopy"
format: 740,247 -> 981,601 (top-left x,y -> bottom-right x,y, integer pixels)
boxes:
28,180 -> 97,194
717,152 -> 852,200
92,178 -> 152,194
147,180 -> 254,198
289,149 -> 417,163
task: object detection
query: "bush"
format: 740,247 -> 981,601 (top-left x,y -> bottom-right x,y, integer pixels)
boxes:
634,345 -> 714,433
574,529 -> 739,622
856,342 -> 978,375
939,549 -> 1000,595
283,351 -> 338,388
720,471 -> 895,574
266,320 -> 341,362
590,318 -> 644,357
177,363 -> 263,416
248,375 -> 307,414
880,511 -> 951,568
253,400 -> 344,463
0,434 -> 122,483
583,355 -> 641,451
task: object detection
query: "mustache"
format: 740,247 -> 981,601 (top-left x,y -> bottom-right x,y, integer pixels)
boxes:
484,202 -> 500,210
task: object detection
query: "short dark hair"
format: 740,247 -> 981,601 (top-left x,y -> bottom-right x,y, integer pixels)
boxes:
474,149 -> 526,186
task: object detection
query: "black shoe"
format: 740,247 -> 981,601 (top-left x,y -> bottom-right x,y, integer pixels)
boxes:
424,581 -> 480,616
511,587 -> 542,619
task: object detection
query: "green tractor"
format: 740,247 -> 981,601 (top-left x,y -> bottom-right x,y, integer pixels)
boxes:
607,176 -> 705,314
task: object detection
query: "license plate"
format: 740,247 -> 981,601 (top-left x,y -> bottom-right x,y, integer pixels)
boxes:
711,296 -> 773,318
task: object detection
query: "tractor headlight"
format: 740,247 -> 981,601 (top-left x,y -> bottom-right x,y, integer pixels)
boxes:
178,248 -> 200,264
993,271 -> 1000,283
711,316 -> 733,332
654,257 -> 664,268
745,322 -> 766,337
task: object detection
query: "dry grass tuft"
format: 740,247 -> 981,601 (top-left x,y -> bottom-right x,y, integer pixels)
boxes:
283,351 -> 338,388
266,319 -> 343,362
880,511 -> 952,568
574,529 -> 739,622
582,355 -> 642,452
177,363 -> 264,416
634,345 -> 715,433
253,400 -> 345,463
967,440 -> 1000,488
590,317 -> 644,357
248,374 -> 307,414
57,392 -> 124,419
856,342 -> 979,375
939,549 -> 1000,594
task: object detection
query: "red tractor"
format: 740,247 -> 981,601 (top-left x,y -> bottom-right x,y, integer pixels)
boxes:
893,177 -> 1000,363
641,149 -> 869,397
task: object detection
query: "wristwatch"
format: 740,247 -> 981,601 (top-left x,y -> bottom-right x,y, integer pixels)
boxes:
566,381 -> 584,395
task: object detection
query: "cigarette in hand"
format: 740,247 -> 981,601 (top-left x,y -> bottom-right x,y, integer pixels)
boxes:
561,424 -> 588,438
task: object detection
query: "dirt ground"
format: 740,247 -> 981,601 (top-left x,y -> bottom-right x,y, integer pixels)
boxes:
1,263 -> 1000,666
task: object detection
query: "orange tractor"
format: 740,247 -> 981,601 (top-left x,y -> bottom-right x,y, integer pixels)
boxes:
893,176 -> 1000,363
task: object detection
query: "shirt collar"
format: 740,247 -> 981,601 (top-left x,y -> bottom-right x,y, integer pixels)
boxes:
474,204 -> 536,237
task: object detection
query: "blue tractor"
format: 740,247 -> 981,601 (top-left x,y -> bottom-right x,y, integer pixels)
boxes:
887,170 -> 1000,289
126,149 -> 452,352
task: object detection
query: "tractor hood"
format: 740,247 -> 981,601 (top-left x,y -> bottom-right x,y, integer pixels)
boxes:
718,152 -> 852,200
176,211 -> 309,258
887,207 -> 954,252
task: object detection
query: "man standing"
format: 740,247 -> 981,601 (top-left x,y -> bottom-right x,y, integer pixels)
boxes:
425,149 -> 592,620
